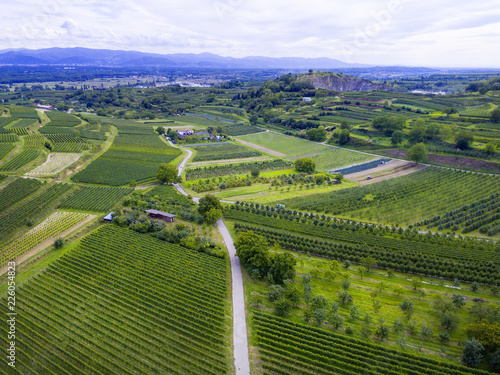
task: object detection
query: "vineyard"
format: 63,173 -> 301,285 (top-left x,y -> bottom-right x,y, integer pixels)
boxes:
226,207 -> 499,284
24,134 -> 47,149
0,178 -> 42,213
44,134 -> 92,153
190,143 -> 261,162
185,159 -> 294,180
0,149 -> 41,172
0,143 -> 15,160
59,186 -> 134,212
277,168 -> 500,225
46,111 -> 82,127
0,225 -> 230,374
0,211 -> 89,266
253,312 -> 489,375
0,134 -> 19,143
0,183 -> 73,241
72,132 -> 181,186
26,153 -> 81,176
8,106 -> 40,119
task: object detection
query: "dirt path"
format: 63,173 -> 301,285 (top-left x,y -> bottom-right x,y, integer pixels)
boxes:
234,137 -> 286,158
0,214 -> 97,275
187,156 -> 271,167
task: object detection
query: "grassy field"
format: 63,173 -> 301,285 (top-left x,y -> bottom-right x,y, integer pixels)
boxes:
239,132 -> 375,171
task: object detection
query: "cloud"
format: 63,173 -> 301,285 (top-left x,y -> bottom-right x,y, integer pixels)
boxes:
0,0 -> 498,67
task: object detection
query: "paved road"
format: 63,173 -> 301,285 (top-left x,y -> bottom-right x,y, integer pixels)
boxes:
217,219 -> 251,375
172,148 -> 251,374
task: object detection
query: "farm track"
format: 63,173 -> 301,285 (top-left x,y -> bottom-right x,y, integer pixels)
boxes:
174,146 -> 250,374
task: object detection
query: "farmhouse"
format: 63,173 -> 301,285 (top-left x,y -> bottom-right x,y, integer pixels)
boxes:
145,209 -> 176,222
177,129 -> 194,138
302,97 -> 313,102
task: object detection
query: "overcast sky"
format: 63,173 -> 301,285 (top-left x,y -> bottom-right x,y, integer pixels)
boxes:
1,0 -> 499,67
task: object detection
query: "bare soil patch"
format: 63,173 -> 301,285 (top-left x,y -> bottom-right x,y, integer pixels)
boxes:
348,161 -> 425,185
234,137 -> 286,157
380,149 -> 500,173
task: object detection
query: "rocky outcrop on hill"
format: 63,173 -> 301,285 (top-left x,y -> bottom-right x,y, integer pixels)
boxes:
300,73 -> 389,92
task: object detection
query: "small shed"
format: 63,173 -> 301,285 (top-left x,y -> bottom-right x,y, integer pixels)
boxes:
145,209 -> 176,222
302,97 -> 313,102
104,212 -> 114,222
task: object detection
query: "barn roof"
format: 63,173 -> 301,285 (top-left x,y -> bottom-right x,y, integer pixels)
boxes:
145,209 -> 176,218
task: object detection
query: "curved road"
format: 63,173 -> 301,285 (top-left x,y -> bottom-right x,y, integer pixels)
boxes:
173,145 -> 251,374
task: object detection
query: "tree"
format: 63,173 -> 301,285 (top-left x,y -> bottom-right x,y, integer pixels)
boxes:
372,298 -> 382,313
339,291 -> 353,305
407,143 -> 428,163
249,114 -> 258,125
313,308 -> 328,325
307,126 -> 327,142
375,323 -> 390,341
274,297 -> 292,316
156,126 -> 165,135
452,294 -> 466,309
328,312 -> 344,330
485,143 -> 496,155
362,257 -> 377,273
391,130 -> 404,146
350,305 -> 361,320
251,167 -> 260,178
490,108 -> 500,124
311,295 -> 329,311
269,253 -> 296,284
204,208 -> 222,224
455,131 -> 474,150
408,125 -> 426,144
393,285 -> 405,297
294,158 -> 315,173
490,349 -> 500,371
400,299 -> 415,319
443,107 -> 458,116
54,238 -> 64,249
156,163 -> 179,184
268,285 -> 285,302
198,195 -> 222,216
440,312 -> 460,331
421,325 -> 433,340
462,338 -> 484,367
234,231 -> 270,277
338,129 -> 350,145
372,115 -> 407,136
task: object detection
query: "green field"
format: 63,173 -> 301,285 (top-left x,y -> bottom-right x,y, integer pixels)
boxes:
59,186 -> 133,212
190,143 -> 261,162
239,132 -> 375,171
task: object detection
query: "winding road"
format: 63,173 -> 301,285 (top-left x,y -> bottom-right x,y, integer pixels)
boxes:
173,146 -> 251,374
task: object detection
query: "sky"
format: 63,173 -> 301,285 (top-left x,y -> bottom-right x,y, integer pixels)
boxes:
1,0 -> 499,68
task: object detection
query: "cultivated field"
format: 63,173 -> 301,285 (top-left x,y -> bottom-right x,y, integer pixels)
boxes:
26,153 -> 81,176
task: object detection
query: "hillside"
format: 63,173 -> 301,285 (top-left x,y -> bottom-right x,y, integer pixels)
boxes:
298,72 -> 388,92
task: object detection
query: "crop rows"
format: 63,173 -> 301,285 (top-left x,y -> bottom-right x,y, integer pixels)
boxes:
0,225 -> 229,374
279,168 -> 500,225
8,105 -> 40,119
185,159 -> 293,180
72,133 -> 181,186
0,143 -> 15,160
26,153 -> 81,176
0,178 -> 42,213
331,158 -> 390,175
7,118 -> 38,129
0,149 -> 40,171
253,312 -> 489,375
24,134 -> 47,149
419,193 -> 500,234
233,220 -> 498,285
9,127 -> 30,136
1,211 -> 89,265
59,186 -> 134,212
0,183 -> 73,241
0,134 -> 19,143
46,111 -> 82,127
226,208 -> 499,284
191,143 -> 261,162
217,123 -> 263,136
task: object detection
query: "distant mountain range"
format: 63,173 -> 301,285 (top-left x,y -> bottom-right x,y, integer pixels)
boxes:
0,47 -> 370,69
